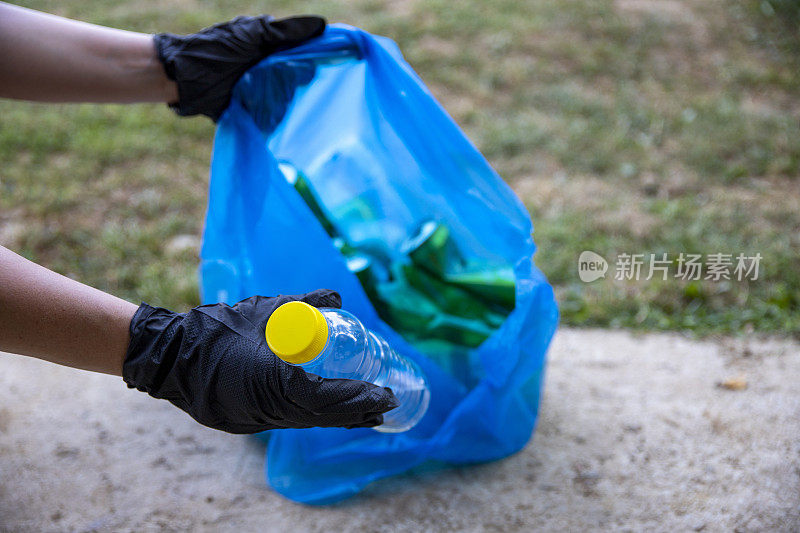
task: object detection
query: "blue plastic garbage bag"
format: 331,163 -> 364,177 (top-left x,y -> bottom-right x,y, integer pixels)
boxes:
200,24 -> 559,504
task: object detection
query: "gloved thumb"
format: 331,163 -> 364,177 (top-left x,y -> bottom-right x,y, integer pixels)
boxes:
258,16 -> 326,52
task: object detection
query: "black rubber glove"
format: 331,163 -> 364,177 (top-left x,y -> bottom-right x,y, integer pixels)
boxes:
123,289 -> 398,434
153,15 -> 326,121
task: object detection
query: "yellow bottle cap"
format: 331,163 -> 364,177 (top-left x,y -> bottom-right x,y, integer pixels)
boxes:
265,301 -> 329,365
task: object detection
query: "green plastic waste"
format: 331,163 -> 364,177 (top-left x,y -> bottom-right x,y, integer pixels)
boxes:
279,163 -> 336,237
278,162 -> 516,350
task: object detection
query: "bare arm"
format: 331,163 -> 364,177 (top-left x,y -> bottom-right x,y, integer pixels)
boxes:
0,2 -> 177,103
0,245 -> 138,375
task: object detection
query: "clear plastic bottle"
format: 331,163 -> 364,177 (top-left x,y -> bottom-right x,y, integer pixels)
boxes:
265,301 -> 430,433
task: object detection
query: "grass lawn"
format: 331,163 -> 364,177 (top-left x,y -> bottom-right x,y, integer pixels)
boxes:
1,0 -> 798,336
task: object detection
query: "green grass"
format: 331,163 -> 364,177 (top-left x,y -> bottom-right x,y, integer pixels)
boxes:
1,0 -> 798,335
535,191 -> 800,333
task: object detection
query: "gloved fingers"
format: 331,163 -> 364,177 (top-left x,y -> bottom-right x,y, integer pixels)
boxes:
230,289 -> 341,328
258,16 -> 326,51
296,288 -> 342,309
229,295 -> 282,319
223,415 -> 383,432
279,372 -> 399,428
231,289 -> 340,312
342,413 -> 385,429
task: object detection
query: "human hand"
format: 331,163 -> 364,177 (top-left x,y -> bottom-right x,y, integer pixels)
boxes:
123,289 -> 398,434
154,15 -> 325,121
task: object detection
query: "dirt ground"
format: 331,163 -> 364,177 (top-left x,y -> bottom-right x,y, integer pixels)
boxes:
1,328 -> 798,532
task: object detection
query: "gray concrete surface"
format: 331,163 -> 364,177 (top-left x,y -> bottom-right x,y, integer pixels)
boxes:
1,329 -> 798,532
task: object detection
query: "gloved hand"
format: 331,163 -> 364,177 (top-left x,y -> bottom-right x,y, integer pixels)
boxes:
153,15 -> 326,121
123,289 -> 398,434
